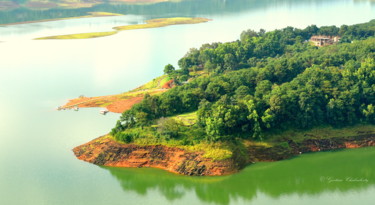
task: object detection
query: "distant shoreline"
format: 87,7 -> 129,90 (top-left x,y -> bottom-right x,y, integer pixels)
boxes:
0,0 -> 170,12
35,17 -> 211,40
0,12 -> 123,26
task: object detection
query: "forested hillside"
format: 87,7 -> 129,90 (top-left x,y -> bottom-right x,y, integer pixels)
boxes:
111,20 -> 375,144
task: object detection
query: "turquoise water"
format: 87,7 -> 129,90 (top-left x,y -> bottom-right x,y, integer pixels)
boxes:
0,0 -> 374,204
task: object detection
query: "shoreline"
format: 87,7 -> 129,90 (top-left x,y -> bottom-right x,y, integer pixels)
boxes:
1,12 -> 123,26
0,0 -> 175,12
60,75 -> 176,113
73,132 -> 375,176
61,89 -> 167,113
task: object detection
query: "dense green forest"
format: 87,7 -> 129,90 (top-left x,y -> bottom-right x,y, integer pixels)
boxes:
111,20 -> 375,145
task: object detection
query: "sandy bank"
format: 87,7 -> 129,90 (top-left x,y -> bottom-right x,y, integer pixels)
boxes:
61,89 -> 167,113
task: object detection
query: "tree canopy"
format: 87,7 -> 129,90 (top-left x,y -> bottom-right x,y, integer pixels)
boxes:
111,20 -> 375,144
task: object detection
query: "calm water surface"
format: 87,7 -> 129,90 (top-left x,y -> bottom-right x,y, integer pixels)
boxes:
0,0 -> 374,204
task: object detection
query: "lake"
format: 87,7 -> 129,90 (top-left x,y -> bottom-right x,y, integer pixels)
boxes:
0,0 -> 374,204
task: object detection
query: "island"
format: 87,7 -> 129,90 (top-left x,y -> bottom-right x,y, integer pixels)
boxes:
67,20 -> 375,176
35,17 -> 211,39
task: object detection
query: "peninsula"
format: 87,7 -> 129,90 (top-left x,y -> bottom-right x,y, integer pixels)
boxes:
35,17 -> 211,39
61,75 -> 172,113
69,20 -> 375,176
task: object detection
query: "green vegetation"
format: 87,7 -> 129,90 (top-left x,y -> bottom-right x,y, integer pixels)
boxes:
171,112 -> 197,126
111,20 -> 375,159
265,124 -> 375,143
114,17 -> 210,31
87,12 -> 122,16
183,142 -> 233,161
35,31 -> 118,40
133,75 -> 171,91
164,64 -> 175,75
114,17 -> 209,31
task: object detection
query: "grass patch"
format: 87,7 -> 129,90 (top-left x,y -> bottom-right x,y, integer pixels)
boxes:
189,70 -> 206,77
99,102 -> 112,107
118,90 -> 147,98
116,88 -> 166,99
133,75 -> 171,91
243,140 -> 273,148
264,124 -> 375,143
112,126 -> 233,161
114,17 -> 210,31
87,12 -> 123,17
159,76 -> 172,87
35,31 -> 118,40
171,111 -> 197,126
181,142 -> 233,161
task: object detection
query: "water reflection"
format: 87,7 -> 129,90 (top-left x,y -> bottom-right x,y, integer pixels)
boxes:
103,147 -> 375,205
0,15 -> 143,40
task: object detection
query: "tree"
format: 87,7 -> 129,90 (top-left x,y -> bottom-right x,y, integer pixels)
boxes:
111,120 -> 124,135
245,100 -> 262,139
224,53 -> 237,70
355,58 -> 375,84
164,64 -> 175,75
304,25 -> 319,37
255,80 -> 272,99
111,21 -> 375,143
234,86 -> 251,99
202,95 -> 248,141
135,111 -> 150,128
318,25 -> 339,36
157,118 -> 181,139
363,104 -> 375,123
240,29 -> 258,42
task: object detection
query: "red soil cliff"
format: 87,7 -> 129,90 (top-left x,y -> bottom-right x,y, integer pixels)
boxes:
73,134 -> 375,176
73,136 -> 241,176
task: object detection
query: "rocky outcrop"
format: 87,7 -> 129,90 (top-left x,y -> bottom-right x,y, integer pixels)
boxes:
246,134 -> 375,163
291,134 -> 375,153
73,134 -> 375,176
73,136 -> 242,176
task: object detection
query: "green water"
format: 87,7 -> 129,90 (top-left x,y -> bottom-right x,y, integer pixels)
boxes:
0,0 -> 374,204
105,147 -> 375,205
